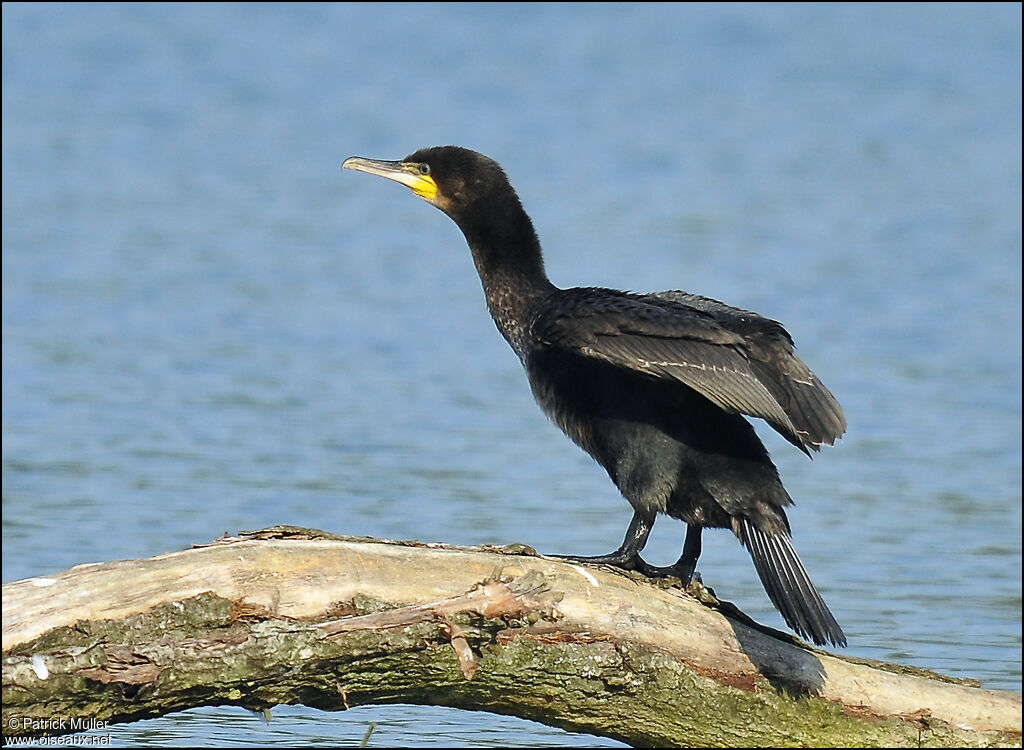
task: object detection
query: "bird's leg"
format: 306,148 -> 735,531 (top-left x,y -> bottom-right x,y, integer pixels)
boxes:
670,524 -> 702,584
622,523 -> 703,583
556,511 -> 654,571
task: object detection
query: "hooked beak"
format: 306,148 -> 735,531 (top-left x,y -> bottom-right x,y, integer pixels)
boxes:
342,156 -> 438,201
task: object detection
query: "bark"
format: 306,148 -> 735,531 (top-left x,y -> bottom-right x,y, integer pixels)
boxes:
2,527 -> 1021,747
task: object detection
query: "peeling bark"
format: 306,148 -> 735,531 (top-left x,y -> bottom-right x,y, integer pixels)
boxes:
2,527 -> 1021,747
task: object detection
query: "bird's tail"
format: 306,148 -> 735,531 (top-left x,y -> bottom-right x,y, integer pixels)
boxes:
736,518 -> 846,647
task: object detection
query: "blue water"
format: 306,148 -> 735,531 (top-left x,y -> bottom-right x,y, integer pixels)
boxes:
3,3 -> 1020,747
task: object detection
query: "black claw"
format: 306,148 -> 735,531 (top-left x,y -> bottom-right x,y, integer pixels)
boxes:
553,552 -> 698,585
633,560 -> 698,584
556,551 -> 645,571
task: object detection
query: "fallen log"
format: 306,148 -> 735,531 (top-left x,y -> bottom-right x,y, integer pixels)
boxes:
2,526 -> 1020,747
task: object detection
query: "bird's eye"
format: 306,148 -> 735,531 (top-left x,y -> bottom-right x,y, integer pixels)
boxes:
418,164 -> 431,175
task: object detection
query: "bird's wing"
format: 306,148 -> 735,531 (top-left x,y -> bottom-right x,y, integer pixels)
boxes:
531,289 -> 846,452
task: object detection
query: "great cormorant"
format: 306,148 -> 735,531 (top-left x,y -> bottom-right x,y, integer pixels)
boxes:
343,146 -> 847,647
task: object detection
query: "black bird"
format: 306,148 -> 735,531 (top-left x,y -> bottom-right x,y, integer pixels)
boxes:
343,146 -> 847,647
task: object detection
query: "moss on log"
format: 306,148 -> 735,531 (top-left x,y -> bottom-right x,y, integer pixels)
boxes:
2,527 -> 1021,747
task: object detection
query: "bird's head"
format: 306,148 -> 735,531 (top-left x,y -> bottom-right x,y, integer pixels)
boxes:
343,146 -> 516,223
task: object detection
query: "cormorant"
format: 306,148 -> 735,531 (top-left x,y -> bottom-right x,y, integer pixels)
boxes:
343,146 -> 847,647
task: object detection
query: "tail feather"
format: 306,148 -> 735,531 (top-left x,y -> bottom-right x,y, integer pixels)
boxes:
738,518 -> 846,647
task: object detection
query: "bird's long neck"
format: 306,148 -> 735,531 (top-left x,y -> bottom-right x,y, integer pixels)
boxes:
456,198 -> 556,360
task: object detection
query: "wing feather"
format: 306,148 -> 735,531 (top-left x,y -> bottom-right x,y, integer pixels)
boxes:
532,288 -> 845,451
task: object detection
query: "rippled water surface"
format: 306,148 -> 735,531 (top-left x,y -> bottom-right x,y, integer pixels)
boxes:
3,3 -> 1020,747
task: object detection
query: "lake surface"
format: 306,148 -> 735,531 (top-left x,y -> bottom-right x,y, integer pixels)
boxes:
3,3 -> 1020,747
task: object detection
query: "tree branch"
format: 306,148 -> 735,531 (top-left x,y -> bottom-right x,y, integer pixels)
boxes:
2,527 -> 1020,747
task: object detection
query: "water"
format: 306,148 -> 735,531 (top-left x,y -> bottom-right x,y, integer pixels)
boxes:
3,3 -> 1020,746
